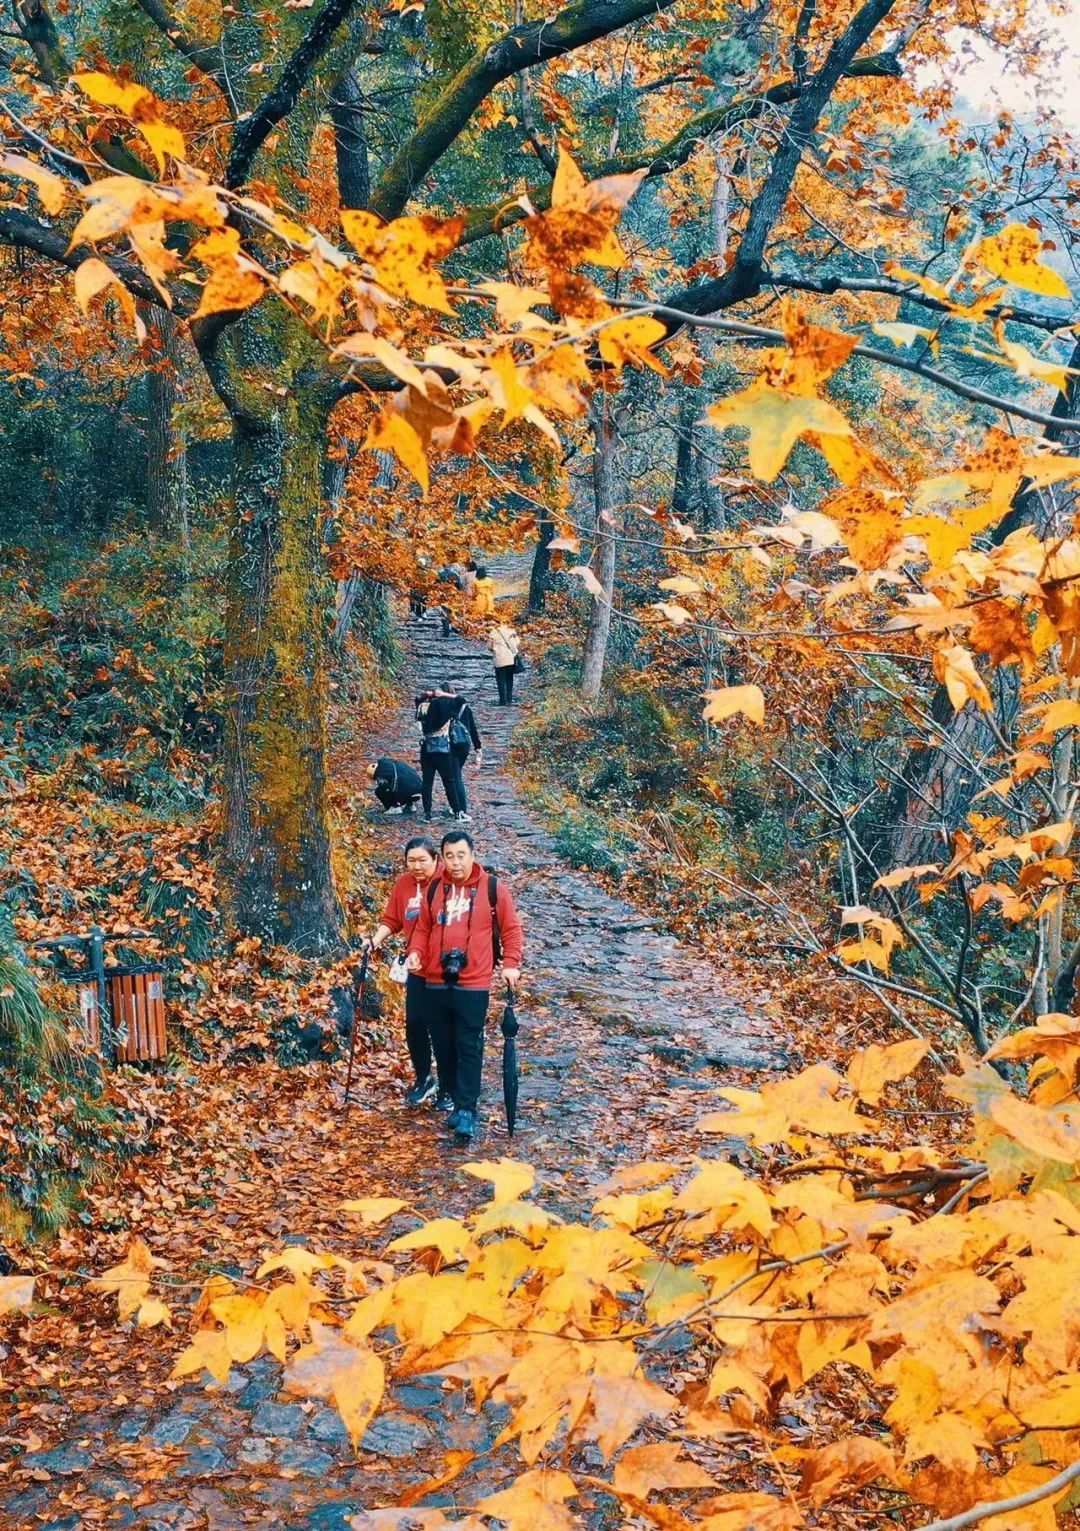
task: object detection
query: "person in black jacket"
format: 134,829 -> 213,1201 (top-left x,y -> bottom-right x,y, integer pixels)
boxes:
445,678 -> 482,820
416,687 -> 465,820
369,757 -> 423,813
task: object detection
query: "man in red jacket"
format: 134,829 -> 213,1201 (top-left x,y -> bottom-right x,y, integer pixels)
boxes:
406,829 -> 523,1142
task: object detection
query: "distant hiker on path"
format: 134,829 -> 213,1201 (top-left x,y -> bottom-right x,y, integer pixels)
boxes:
362,838 -> 450,1109
473,566 -> 496,617
369,757 -> 423,815
446,678 -> 483,819
406,828 -> 523,1142
489,621 -> 521,705
416,684 -> 467,821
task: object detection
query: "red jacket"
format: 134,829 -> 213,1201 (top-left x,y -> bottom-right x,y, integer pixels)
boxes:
381,870 -> 438,937
407,863 -> 523,990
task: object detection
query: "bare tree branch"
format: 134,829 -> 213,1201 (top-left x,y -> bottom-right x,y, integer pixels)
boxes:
0,205 -> 163,306
226,0 -> 362,189
919,1460 -> 1080,1531
622,301 -> 1080,433
765,266 -> 1071,335
368,0 -> 682,221
133,0 -> 236,112
459,52 -> 902,245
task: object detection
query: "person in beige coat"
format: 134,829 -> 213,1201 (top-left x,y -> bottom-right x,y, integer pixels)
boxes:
488,622 -> 521,705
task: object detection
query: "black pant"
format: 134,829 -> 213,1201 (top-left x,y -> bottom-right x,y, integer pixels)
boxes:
495,664 -> 515,704
405,974 -> 432,1084
421,749 -> 461,815
451,746 -> 469,812
375,783 -> 419,812
424,984 -> 490,1113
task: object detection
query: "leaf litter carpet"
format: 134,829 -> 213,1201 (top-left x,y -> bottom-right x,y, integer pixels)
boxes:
1,618 -> 789,1531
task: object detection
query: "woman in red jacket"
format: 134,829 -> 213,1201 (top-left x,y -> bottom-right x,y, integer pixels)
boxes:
363,837 -> 449,1108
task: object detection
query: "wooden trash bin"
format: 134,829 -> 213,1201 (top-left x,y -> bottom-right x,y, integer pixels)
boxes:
105,965 -> 167,1062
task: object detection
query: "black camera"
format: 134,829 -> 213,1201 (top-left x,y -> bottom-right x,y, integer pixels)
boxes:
440,947 -> 468,984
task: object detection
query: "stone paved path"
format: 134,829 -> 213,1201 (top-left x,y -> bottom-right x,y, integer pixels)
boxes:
1,617 -> 789,1531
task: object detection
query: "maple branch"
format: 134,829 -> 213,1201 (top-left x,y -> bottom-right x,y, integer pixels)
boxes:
625,303 -> 1080,434
133,0 -> 237,113
226,0 -> 363,189
0,205 -> 163,307
918,1459 -> 1080,1531
665,0 -> 902,316
459,53 -> 902,246
368,0 -> 681,221
764,268 -> 1070,336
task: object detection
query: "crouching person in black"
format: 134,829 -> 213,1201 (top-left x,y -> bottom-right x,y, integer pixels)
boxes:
370,757 -> 423,814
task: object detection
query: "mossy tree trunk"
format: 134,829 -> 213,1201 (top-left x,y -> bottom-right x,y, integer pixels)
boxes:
203,310 -> 346,955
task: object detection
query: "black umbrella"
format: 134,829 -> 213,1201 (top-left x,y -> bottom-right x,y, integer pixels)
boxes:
501,984 -> 520,1137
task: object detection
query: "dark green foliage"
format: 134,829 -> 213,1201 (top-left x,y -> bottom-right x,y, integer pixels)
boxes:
0,919 -> 116,1243
0,532 -> 223,813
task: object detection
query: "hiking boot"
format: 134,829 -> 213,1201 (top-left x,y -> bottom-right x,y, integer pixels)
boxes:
435,1088 -> 455,1111
456,811 -> 473,823
405,1076 -> 437,1107
446,1107 -> 461,1130
453,1110 -> 477,1142
385,806 -> 403,815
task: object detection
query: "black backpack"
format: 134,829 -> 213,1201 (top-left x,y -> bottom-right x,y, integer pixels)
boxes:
427,873 -> 502,962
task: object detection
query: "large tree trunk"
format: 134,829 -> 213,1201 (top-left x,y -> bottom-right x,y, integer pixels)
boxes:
581,396 -> 619,700
528,503 -> 555,612
143,305 -> 189,546
220,392 -> 345,954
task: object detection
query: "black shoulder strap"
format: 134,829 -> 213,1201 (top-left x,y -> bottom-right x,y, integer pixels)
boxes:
426,880 -> 439,908
488,873 -> 501,963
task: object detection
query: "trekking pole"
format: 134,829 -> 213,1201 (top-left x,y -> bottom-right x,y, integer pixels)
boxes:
343,949 -> 370,1108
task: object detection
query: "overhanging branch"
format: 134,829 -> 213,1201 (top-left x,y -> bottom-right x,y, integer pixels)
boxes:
459,52 -> 902,246
226,0 -> 361,189
627,301 -> 1080,433
133,0 -> 236,113
767,267 -> 1071,335
0,206 -> 164,307
369,0 -> 681,221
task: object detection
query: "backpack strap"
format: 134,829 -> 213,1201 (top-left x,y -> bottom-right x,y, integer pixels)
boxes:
488,873 -> 502,964
426,880 -> 438,908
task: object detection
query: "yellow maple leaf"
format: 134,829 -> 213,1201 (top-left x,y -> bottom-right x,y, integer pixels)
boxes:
339,1197 -> 408,1224
171,1326 -> 232,1384
597,315 -> 668,376
702,685 -> 765,726
74,72 -> 186,171
365,410 -> 428,495
934,643 -> 993,712
846,1039 -> 930,1105
190,228 -> 266,322
387,1217 -> 472,1263
0,152 -> 67,214
89,1237 -> 163,1321
210,1293 -> 267,1363
706,384 -> 851,482
476,1467 -> 579,1531
975,223 -> 1071,299
0,1275 -> 35,1316
136,1297 -> 173,1330
462,1159 -> 535,1203
612,1442 -> 714,1501
284,1319 -> 384,1449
